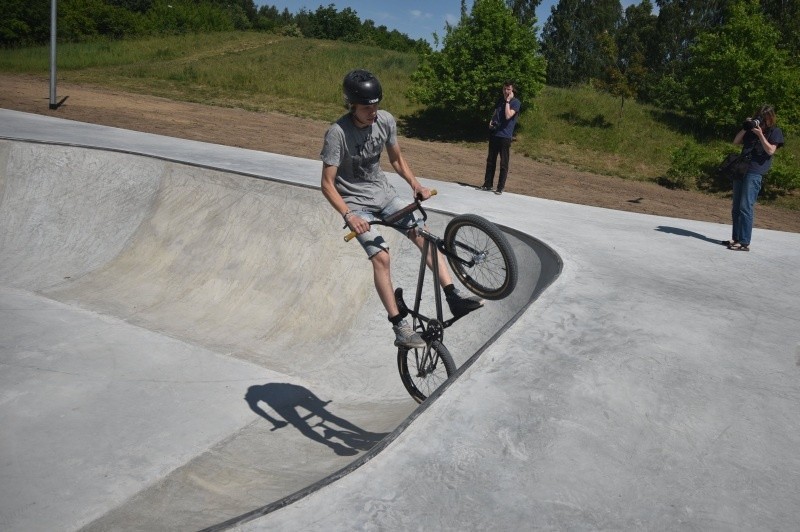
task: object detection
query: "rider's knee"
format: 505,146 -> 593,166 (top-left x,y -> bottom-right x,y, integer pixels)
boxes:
370,249 -> 391,270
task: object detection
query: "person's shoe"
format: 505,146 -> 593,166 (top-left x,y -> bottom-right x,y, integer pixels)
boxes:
393,319 -> 426,348
479,185 -> 492,191
446,288 -> 484,317
494,189 -> 503,195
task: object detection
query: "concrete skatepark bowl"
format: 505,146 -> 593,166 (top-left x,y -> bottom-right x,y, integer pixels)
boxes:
2,110 -> 800,531
0,134 -> 554,531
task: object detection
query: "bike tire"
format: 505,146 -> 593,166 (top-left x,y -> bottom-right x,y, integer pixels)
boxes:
397,341 -> 456,403
443,214 -> 518,300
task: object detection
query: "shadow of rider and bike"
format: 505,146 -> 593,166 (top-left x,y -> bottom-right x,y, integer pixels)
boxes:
245,382 -> 389,457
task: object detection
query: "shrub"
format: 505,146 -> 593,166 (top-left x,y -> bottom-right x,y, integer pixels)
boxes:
661,142 -> 707,190
763,152 -> 800,197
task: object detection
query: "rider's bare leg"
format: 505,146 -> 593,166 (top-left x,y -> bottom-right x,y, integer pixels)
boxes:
408,230 -> 453,286
370,250 -> 401,317
408,228 -> 483,317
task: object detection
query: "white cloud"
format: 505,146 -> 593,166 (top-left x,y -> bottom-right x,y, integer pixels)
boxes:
410,10 -> 433,19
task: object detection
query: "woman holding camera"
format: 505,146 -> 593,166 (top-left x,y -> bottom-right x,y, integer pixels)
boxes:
723,104 -> 784,252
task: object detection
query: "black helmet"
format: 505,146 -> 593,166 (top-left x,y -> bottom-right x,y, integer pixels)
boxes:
343,69 -> 382,106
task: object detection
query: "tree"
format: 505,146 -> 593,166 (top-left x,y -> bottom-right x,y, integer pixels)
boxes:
595,30 -> 637,113
613,0 -> 658,100
0,0 -> 50,47
408,0 -> 546,121
506,0 -> 543,26
761,0 -> 800,62
643,0 -> 727,107
540,0 -> 622,86
685,0 -> 799,133
539,0 -> 577,86
576,1 -> 654,111
299,4 -> 362,42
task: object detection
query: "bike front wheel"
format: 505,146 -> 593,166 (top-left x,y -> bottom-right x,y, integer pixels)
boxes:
443,214 -> 518,300
397,341 -> 456,403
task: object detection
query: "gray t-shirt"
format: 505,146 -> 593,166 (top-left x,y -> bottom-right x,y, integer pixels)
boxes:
320,109 -> 399,211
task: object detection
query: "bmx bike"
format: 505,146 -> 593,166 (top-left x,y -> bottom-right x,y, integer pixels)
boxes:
345,192 -> 518,403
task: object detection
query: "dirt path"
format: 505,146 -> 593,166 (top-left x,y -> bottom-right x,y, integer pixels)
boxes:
2,73 -> 797,233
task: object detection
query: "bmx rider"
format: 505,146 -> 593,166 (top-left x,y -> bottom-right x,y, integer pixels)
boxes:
320,69 -> 483,348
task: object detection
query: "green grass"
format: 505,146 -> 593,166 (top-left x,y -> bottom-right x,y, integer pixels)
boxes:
1,33 -> 422,121
518,85 -> 690,181
2,32 -> 797,205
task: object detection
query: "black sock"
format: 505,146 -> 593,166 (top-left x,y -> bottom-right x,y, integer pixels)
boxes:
443,284 -> 456,296
388,311 -> 407,325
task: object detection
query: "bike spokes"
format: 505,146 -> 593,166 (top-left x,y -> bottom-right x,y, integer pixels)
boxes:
444,214 -> 518,300
397,341 -> 456,403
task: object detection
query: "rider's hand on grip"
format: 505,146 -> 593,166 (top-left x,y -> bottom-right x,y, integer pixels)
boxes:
416,189 -> 438,201
344,190 -> 437,242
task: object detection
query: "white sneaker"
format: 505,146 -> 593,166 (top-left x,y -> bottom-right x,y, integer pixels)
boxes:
392,319 -> 426,348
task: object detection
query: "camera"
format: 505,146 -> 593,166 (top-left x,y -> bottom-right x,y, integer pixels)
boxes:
743,116 -> 763,130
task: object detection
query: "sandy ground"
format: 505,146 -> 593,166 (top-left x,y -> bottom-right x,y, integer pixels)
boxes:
2,73 -> 797,233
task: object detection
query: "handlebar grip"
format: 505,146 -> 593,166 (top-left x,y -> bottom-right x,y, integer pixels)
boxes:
344,190 -> 437,242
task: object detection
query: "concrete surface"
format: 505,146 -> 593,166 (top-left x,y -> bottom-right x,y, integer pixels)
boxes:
0,109 -> 549,531
1,108 -> 799,531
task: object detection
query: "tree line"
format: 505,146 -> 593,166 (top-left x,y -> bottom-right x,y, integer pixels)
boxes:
412,0 -> 797,132
0,0 -> 430,54
3,0 -> 797,139
539,0 -> 799,135
408,0 -> 797,192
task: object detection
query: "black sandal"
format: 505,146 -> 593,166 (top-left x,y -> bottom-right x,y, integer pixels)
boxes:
728,242 -> 749,251
721,239 -> 738,246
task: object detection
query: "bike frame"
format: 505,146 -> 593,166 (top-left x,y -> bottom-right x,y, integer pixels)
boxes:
345,197 -> 479,342
389,202 -> 470,342
345,194 -> 517,402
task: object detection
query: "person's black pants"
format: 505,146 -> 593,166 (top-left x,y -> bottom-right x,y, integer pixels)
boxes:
483,136 -> 512,191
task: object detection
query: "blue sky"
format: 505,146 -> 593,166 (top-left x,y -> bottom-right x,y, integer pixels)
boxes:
254,1 -> 647,43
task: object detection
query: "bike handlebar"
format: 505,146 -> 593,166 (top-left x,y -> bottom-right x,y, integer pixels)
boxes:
344,189 -> 437,242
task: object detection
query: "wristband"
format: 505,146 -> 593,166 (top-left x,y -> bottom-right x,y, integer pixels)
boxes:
343,210 -> 354,220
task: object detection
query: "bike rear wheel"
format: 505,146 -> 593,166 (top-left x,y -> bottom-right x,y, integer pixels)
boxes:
443,214 -> 518,300
397,341 -> 456,403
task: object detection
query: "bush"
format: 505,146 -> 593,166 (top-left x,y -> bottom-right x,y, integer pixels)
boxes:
60,0 -> 148,42
408,0 -> 545,122
661,142 -> 708,190
763,152 -> 800,198
145,0 -> 235,34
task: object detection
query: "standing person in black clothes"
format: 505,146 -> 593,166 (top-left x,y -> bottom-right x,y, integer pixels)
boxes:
480,81 -> 521,195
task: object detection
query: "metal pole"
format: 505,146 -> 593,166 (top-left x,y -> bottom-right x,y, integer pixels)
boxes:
49,0 -> 58,109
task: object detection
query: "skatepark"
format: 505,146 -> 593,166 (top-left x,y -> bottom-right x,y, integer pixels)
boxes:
1,108 -> 799,530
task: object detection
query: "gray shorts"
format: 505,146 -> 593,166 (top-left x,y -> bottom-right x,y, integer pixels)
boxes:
352,196 -> 420,259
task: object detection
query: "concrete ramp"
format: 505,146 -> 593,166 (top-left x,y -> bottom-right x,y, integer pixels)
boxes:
0,139 -> 555,530
5,109 -> 800,531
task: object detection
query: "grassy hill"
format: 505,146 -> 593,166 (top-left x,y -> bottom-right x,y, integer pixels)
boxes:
2,32 -> 796,209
